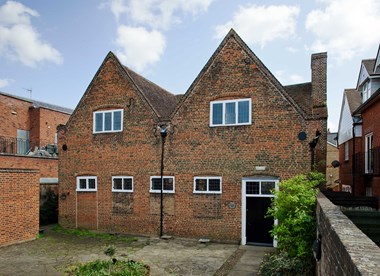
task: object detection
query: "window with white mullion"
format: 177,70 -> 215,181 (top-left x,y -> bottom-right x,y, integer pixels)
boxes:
93,109 -> 123,133
210,98 -> 251,127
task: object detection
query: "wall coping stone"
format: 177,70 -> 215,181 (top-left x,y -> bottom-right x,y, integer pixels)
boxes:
317,192 -> 380,275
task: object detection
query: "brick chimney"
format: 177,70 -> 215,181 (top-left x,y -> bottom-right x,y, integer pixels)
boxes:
311,52 -> 327,118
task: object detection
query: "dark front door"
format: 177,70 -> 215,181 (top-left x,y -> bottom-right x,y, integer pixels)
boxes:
246,197 -> 273,245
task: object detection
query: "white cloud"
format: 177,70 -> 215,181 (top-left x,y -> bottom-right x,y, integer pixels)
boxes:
274,70 -> 304,85
104,0 -> 214,29
0,78 -> 13,88
306,0 -> 380,62
0,1 -> 63,67
214,4 -> 300,47
115,25 -> 166,71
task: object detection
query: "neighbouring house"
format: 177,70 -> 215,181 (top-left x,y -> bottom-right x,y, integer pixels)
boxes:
0,91 -> 72,246
338,44 -> 380,200
326,132 -> 339,189
58,29 -> 327,245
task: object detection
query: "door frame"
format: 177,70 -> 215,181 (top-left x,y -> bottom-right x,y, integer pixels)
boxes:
241,177 -> 279,246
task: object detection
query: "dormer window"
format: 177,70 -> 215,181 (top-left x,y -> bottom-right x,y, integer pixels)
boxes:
93,109 -> 123,133
362,82 -> 370,102
210,98 -> 251,127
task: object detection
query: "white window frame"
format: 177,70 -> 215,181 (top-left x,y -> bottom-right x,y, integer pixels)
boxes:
344,142 -> 349,161
112,176 -> 133,192
76,176 -> 97,192
193,177 -> 222,194
210,98 -> 252,127
150,176 -> 175,193
365,133 -> 374,174
93,109 -> 123,133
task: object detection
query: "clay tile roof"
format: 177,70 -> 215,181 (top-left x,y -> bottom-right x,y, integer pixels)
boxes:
283,82 -> 313,115
363,59 -> 376,75
345,89 -> 362,114
123,66 -> 177,118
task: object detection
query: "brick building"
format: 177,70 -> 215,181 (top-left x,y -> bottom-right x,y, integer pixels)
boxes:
58,30 -> 327,245
0,92 -> 71,245
338,45 -> 380,200
0,91 -> 72,180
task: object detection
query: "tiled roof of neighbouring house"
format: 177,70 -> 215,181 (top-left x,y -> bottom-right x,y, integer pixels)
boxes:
345,89 -> 362,114
123,66 -> 178,119
362,59 -> 376,75
0,91 -> 73,114
327,132 -> 338,146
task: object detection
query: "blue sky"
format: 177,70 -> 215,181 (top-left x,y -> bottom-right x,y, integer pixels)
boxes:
1,0 -> 379,131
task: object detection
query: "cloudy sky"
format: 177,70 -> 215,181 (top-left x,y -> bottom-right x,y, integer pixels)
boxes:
0,0 -> 379,131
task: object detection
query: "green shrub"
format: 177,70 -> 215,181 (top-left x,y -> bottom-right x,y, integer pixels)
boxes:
258,252 -> 313,276
66,259 -> 149,276
267,172 -> 324,259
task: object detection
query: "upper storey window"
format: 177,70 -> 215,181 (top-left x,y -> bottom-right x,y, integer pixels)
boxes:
210,98 -> 251,127
362,82 -> 371,102
93,109 -> 123,133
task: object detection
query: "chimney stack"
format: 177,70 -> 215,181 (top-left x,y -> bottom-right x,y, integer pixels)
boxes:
311,52 -> 327,118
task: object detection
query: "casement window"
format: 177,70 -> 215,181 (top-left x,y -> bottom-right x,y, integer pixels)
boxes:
344,142 -> 349,161
112,176 -> 133,192
210,98 -> 251,127
150,176 -> 175,193
193,177 -> 222,194
365,133 -> 374,174
76,176 -> 97,191
93,109 -> 123,133
362,82 -> 371,102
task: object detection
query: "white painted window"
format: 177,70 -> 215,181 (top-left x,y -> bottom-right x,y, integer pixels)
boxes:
245,180 -> 276,197
93,109 -> 123,133
344,142 -> 349,161
76,176 -> 97,191
365,133 -> 374,174
193,177 -> 222,194
362,82 -> 371,102
112,176 -> 133,192
210,98 -> 251,127
150,176 -> 175,193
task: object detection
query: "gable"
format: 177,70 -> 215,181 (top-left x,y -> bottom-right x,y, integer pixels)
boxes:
375,45 -> 380,74
338,93 -> 354,145
172,29 -> 307,120
357,63 -> 370,88
65,52 -> 176,131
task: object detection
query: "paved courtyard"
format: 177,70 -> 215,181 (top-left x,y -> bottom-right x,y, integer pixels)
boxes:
0,226 -> 273,275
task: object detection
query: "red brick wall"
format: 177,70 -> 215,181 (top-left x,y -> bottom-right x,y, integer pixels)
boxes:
59,38 -> 327,242
0,155 -> 58,178
361,98 -> 380,200
0,168 -> 39,247
0,94 -> 30,138
0,93 -> 70,148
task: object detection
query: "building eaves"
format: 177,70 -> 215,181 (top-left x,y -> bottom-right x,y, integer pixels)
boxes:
354,88 -> 380,115
0,91 -> 73,115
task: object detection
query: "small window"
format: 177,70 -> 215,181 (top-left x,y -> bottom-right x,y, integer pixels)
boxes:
194,177 -> 222,194
246,180 -> 275,196
210,99 -> 251,127
150,176 -> 175,193
365,133 -> 374,174
93,109 -> 123,133
344,142 -> 349,161
76,176 -> 97,192
112,176 -> 133,192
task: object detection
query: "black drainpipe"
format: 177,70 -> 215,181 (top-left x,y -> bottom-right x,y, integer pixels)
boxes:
159,127 -> 168,238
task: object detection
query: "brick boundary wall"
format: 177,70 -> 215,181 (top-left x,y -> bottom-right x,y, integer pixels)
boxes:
316,192 -> 380,275
0,168 -> 39,247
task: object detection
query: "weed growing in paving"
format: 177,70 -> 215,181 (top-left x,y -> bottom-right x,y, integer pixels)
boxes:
52,224 -> 138,243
